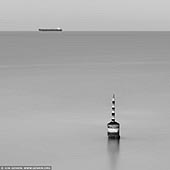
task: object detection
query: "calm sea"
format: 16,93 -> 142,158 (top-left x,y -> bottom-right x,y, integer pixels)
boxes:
0,31 -> 170,170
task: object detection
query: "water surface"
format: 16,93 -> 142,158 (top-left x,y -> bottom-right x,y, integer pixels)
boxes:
0,31 -> 170,170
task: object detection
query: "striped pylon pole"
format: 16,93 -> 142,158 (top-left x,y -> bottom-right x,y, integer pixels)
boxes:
112,94 -> 116,121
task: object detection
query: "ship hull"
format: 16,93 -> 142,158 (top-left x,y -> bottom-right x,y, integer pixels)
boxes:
38,29 -> 62,31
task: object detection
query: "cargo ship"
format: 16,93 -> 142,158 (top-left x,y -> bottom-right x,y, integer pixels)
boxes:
38,28 -> 63,32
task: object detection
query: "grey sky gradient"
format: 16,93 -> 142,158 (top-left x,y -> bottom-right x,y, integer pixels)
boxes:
1,0 -> 170,31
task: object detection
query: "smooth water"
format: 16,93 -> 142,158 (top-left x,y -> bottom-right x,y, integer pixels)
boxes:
0,31 -> 170,169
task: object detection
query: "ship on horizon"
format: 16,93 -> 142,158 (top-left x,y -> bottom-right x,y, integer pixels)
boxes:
38,28 -> 63,32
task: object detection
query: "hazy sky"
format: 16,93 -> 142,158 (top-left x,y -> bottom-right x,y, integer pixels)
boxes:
1,0 -> 170,31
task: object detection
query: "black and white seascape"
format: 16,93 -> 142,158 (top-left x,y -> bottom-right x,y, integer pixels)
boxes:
0,31 -> 170,169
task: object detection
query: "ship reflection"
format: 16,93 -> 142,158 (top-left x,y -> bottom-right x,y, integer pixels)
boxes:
107,138 -> 120,170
